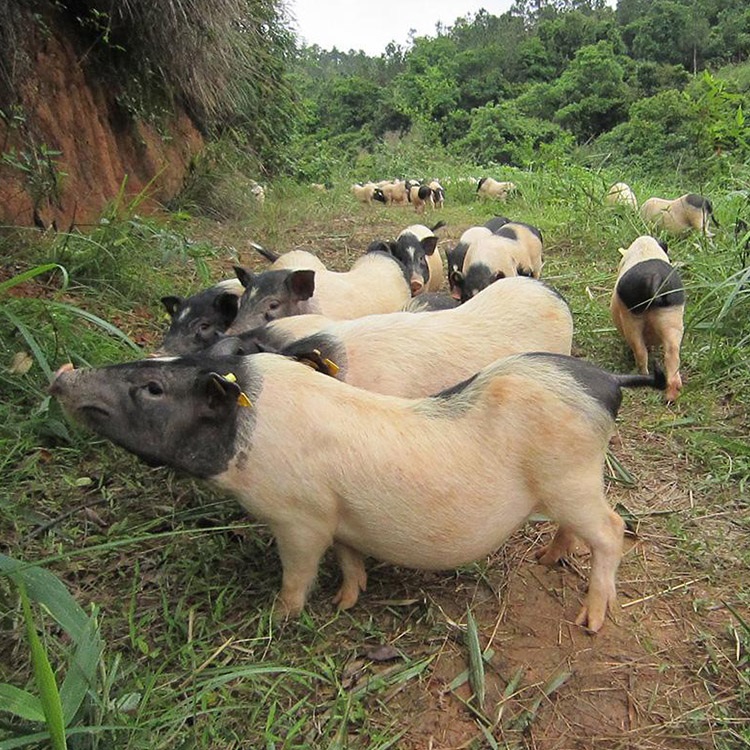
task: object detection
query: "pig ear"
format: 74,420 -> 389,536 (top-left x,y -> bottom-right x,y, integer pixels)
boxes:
203,372 -> 242,411
366,240 -> 391,255
214,293 -> 240,323
421,237 -> 438,255
161,296 -> 184,318
617,247 -> 627,257
449,270 -> 464,292
234,266 -> 254,288
286,270 -> 315,301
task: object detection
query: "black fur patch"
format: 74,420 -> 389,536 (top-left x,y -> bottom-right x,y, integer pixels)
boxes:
496,226 -> 518,241
447,241 -> 469,275
281,333 -> 347,379
431,371 -> 479,399
525,353 -> 624,419
685,193 -> 708,210
461,263 -> 498,301
616,260 -> 685,313
484,216 -> 510,233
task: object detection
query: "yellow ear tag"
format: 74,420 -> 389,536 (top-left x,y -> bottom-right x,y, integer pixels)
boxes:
223,372 -> 237,383
322,358 -> 339,376
237,392 -> 252,408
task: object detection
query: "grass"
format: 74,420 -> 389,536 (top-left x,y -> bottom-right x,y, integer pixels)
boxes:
0,160 -> 748,748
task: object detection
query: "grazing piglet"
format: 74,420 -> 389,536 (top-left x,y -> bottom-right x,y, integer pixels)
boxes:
250,276 -> 573,399
451,222 -> 543,303
640,193 -> 718,237
351,183 -> 386,205
380,180 -> 409,206
477,177 -> 517,201
446,226 -> 492,297
157,279 -> 244,355
429,180 -> 445,208
407,182 -> 433,213
370,222 -> 445,295
611,236 -> 685,403
51,352 -> 665,632
605,182 -> 638,210
227,251 -> 411,332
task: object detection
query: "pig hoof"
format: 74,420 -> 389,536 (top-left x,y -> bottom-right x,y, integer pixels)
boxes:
575,594 -> 619,633
272,596 -> 304,622
332,573 -> 367,610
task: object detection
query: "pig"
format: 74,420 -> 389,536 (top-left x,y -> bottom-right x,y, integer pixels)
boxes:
450,236 -> 519,303
369,221 -> 445,295
446,226 -> 492,297
157,278 -> 244,356
640,193 -> 718,237
235,275 -> 574,399
605,182 -> 638,210
226,251 -> 411,333
477,177 -> 517,201
407,181 -> 433,213
351,183 -> 386,205
379,180 -> 409,206
493,221 -> 544,277
51,351 -> 666,632
611,236 -> 685,403
429,180 -> 445,209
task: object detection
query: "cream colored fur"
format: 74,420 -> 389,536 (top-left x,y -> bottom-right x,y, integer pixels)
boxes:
306,276 -> 572,398
605,182 -> 638,210
640,194 -> 713,236
269,250 -> 327,272
477,178 -> 517,200
351,183 -> 380,204
216,352 -> 625,632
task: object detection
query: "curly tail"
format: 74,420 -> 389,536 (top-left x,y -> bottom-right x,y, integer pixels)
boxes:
429,220 -> 447,233
249,241 -> 280,263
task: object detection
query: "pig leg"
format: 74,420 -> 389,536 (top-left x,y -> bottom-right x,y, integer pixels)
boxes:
545,479 -> 624,633
536,527 -> 587,564
332,542 -> 367,609
621,316 -> 649,374
272,524 -> 333,619
657,313 -> 684,403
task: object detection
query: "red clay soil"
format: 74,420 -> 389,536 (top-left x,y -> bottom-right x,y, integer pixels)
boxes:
0,11 -> 202,230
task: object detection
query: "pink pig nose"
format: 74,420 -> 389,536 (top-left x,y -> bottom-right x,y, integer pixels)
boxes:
410,280 -> 424,295
54,362 -> 75,379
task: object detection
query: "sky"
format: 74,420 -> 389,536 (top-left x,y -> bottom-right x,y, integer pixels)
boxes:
288,1 -> 516,56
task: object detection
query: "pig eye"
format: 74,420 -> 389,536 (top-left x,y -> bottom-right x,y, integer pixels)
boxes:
268,300 -> 280,311
198,322 -> 212,333
146,381 -> 164,396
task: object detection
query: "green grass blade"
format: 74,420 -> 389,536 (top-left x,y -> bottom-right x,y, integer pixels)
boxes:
44,301 -> 142,352
465,608 -> 486,712
0,264 -> 69,295
59,610 -> 103,725
18,583 -> 67,750
0,684 -> 45,723
0,308 -> 53,380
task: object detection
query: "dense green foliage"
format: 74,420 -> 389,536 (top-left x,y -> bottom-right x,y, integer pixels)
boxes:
288,0 -> 750,182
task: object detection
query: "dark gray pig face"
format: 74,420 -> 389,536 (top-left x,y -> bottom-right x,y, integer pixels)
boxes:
159,289 -> 240,355
50,357 -> 255,478
229,267 -> 316,333
387,234 -> 439,295
452,264 -> 504,303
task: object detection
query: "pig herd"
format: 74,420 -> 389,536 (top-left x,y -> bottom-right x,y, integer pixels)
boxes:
51,194 -> 701,634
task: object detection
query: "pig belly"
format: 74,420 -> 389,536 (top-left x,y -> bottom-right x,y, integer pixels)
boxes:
331,479 -> 535,570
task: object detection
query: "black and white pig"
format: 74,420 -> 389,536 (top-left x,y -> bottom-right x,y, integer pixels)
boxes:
51,351 -> 665,632
369,222 -> 445,295
157,279 -> 245,356
611,236 -> 685,403
446,226 -> 492,298
227,250 -> 411,333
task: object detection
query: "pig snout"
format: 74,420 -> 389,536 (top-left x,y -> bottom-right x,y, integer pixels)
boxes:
410,278 -> 425,295
49,362 -> 75,394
